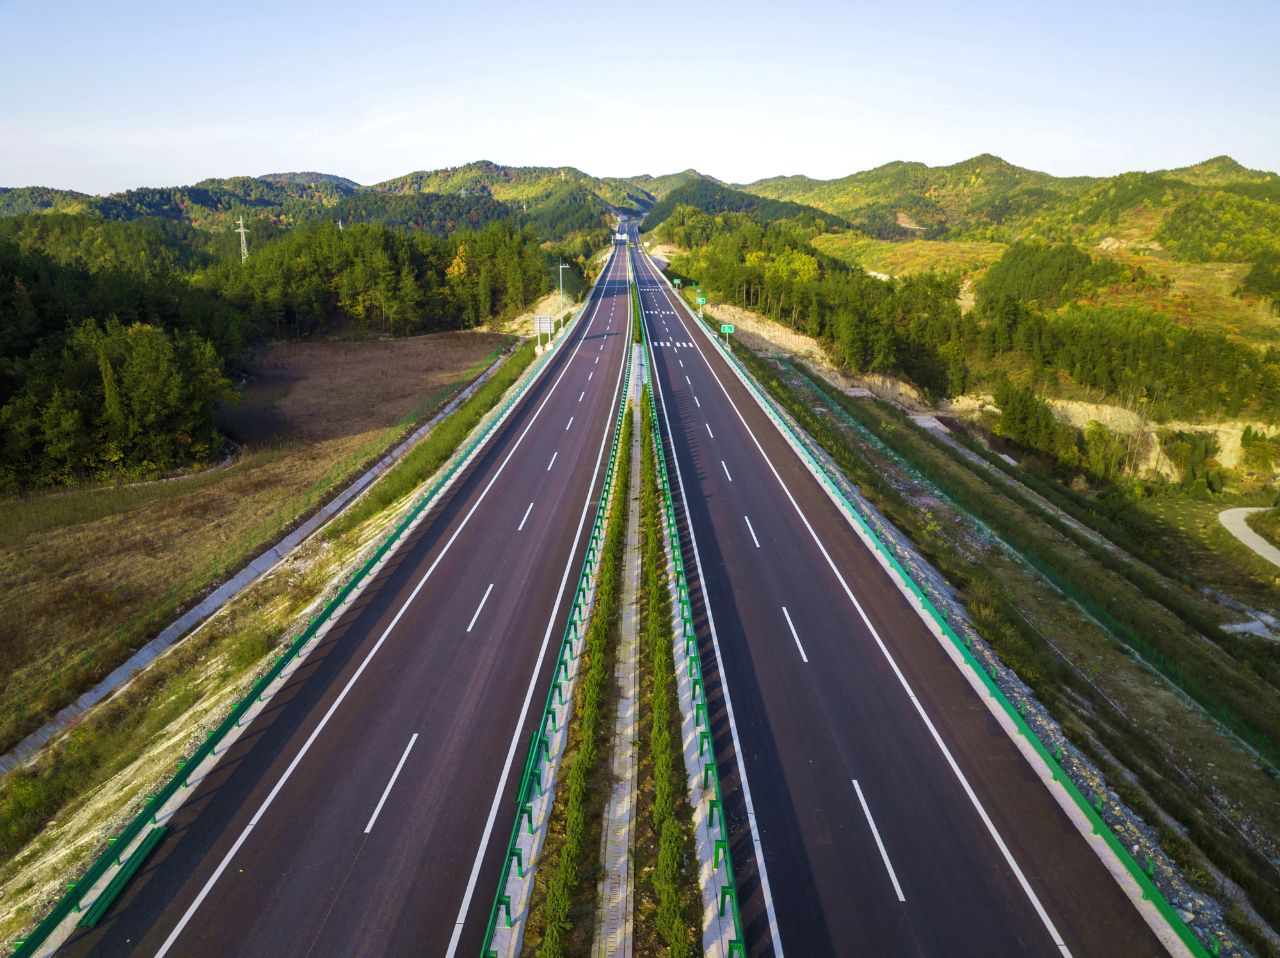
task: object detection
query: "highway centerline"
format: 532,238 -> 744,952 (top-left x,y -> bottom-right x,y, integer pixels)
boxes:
364,735 -> 419,833
853,780 -> 905,902
518,503 -> 533,531
745,515 -> 761,548
466,584 -> 494,632
781,606 -> 808,663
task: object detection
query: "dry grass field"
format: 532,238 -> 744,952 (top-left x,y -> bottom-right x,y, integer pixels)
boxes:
0,332 -> 510,758
809,235 -> 1009,277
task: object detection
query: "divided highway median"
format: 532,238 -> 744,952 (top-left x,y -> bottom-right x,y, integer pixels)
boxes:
481,351 -> 633,956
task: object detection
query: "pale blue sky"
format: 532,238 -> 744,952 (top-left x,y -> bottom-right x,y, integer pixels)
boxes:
1,0 -> 1275,194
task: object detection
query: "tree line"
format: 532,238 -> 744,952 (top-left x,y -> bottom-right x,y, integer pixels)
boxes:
0,212 -> 593,492
663,207 -> 1280,425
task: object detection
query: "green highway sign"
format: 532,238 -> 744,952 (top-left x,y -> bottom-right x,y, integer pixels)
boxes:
696,297 -> 707,305
674,278 -> 682,285
720,324 -> 734,333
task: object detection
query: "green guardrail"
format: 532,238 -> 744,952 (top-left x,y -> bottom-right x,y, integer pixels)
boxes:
632,247 -> 747,954
8,251 -> 617,958
478,270 -> 633,955
649,255 -> 1216,958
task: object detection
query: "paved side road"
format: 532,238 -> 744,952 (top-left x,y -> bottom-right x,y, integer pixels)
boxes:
631,237 -> 1166,958
1219,506 -> 1280,569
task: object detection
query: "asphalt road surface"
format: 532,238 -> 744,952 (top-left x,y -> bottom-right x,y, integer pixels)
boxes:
59,243 -> 635,958
630,235 -> 1166,958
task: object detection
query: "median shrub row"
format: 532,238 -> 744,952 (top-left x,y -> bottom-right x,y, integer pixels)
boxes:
529,404 -> 631,958
636,385 -> 697,957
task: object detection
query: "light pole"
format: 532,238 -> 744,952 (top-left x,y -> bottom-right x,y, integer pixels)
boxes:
558,263 -> 570,334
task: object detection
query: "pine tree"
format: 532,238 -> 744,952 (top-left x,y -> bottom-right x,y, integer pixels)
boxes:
99,348 -> 126,439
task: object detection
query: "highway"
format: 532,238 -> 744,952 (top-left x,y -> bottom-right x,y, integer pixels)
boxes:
630,235 -> 1167,957
58,242 -> 635,958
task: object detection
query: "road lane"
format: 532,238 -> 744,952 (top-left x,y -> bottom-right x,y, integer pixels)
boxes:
60,243 -> 635,958
631,239 -> 1165,958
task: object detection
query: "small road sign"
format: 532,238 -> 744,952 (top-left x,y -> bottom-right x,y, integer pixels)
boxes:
533,315 -> 555,334
674,278 -> 682,285
720,324 -> 734,334
696,297 -> 707,305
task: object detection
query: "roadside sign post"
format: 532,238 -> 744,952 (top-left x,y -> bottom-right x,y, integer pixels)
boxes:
534,315 -> 554,349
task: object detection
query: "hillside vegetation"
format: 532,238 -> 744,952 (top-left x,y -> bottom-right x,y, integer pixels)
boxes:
0,211 -> 578,492
639,179 -> 849,234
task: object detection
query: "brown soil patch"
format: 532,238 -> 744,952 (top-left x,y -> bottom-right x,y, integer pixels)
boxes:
218,331 -> 508,444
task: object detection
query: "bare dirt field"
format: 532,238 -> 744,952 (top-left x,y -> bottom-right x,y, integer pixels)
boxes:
0,332 -> 509,759
217,331 -> 509,444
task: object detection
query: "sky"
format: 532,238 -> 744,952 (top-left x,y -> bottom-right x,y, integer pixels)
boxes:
1,0 -> 1276,195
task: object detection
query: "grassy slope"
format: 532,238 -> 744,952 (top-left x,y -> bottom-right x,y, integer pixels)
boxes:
810,234 -> 1008,276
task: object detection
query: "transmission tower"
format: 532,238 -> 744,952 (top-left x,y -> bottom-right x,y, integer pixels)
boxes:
235,217 -> 250,263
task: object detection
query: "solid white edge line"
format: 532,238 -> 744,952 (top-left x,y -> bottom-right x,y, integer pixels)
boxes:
744,515 -> 760,548
466,583 -> 494,633
637,253 -> 785,956
153,246 -> 618,958
443,250 -> 630,958
518,502 -> 534,531
365,734 -> 419,833
654,256 -> 1073,956
780,606 -> 808,664
852,779 -> 905,902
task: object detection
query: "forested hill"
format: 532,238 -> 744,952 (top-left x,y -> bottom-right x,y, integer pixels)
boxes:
733,153 -> 1280,255
640,180 -> 851,234
365,160 -> 655,215
0,161 -> 633,246
259,171 -> 362,189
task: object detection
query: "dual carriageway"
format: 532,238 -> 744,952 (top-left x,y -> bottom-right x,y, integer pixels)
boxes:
50,228 -> 1168,957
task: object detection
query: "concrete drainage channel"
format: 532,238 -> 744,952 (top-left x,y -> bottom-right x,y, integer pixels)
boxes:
6,255 -> 612,958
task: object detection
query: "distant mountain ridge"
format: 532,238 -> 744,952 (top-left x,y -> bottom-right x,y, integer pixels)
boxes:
3,154 -> 1276,262
728,153 -> 1278,247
